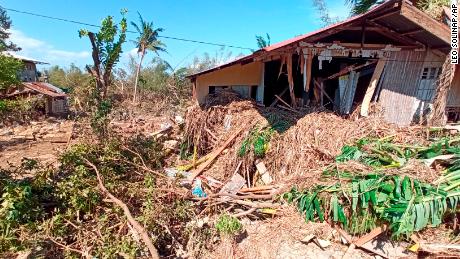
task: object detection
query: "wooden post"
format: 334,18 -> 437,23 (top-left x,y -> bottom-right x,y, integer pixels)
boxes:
286,54 -> 296,108
320,81 -> 324,106
305,51 -> 313,92
360,58 -> 387,117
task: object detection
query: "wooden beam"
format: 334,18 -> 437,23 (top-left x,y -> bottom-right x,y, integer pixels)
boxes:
326,60 -> 377,80
400,0 -> 450,44
269,87 -> 288,107
313,79 -> 334,105
361,20 -> 366,48
286,54 -> 296,108
369,9 -> 400,22
400,28 -> 424,36
274,94 -> 293,109
360,58 -> 387,117
366,20 -> 419,46
304,51 -> 313,92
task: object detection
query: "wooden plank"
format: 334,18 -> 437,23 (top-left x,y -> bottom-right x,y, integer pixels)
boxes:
326,61 -> 377,80
360,58 -> 387,116
305,52 -> 313,92
354,225 -> 388,247
313,79 -> 334,105
270,87 -> 288,107
190,127 -> 244,180
286,54 -> 296,108
274,94 -> 293,109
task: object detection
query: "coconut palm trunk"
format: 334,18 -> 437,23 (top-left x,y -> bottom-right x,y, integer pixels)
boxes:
133,47 -> 146,103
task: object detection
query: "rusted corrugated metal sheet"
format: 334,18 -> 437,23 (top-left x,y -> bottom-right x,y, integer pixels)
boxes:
23,82 -> 67,98
377,51 -> 426,125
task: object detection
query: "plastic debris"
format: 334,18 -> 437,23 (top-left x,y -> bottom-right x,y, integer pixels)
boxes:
192,179 -> 207,197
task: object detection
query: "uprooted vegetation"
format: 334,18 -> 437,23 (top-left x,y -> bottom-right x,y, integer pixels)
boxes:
1,91 -> 460,258
285,136 -> 460,238
0,134 -> 207,258
178,91 -> 460,256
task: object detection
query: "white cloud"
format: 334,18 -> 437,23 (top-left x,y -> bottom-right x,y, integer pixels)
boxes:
47,50 -> 90,59
8,29 -> 46,49
7,29 -> 90,66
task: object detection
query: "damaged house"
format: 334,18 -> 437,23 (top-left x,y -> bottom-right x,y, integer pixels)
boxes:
188,0 -> 459,126
0,53 -> 69,116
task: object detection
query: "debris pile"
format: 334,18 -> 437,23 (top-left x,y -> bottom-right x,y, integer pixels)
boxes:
0,119 -> 74,168
0,119 -> 73,143
175,91 -> 460,257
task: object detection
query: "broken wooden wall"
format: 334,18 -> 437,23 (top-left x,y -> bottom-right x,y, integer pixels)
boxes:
377,50 -> 426,125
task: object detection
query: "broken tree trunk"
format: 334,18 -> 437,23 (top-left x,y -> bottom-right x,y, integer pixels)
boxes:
429,56 -> 454,126
360,58 -> 387,117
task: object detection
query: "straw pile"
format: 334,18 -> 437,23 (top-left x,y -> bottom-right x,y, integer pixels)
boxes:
264,112 -> 430,184
182,91 -> 430,184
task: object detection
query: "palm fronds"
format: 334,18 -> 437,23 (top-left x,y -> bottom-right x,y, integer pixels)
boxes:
345,0 -> 382,15
286,136 -> 460,239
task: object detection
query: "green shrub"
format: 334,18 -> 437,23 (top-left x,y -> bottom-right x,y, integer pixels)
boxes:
215,214 -> 242,236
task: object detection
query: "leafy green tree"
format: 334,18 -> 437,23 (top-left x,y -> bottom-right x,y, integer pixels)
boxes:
79,11 -> 127,137
79,12 -> 127,101
255,33 -> 271,49
0,7 -> 20,51
346,0 -> 381,15
131,12 -> 166,102
47,64 -> 94,110
47,65 -> 66,87
0,55 -> 23,90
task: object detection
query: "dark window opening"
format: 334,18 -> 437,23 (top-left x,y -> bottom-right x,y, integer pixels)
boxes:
250,85 -> 257,99
262,55 -> 377,115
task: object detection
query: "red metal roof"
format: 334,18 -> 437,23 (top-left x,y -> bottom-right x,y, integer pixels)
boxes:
188,0 -> 450,78
22,82 -> 67,98
261,2 -> 388,52
188,1 -> 393,78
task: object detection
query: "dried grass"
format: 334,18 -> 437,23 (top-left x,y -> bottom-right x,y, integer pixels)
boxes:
183,92 -> 430,185
265,113 -> 429,185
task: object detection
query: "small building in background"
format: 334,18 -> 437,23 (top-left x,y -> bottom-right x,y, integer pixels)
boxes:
0,53 -> 69,116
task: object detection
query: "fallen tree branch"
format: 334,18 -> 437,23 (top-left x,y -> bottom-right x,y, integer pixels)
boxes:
84,159 -> 160,259
233,208 -> 257,217
48,237 -> 90,258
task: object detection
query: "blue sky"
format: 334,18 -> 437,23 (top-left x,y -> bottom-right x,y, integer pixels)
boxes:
2,0 -> 351,71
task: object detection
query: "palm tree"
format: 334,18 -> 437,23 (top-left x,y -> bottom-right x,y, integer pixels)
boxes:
255,33 -> 271,49
346,0 -> 380,15
346,0 -> 448,17
131,12 -> 166,102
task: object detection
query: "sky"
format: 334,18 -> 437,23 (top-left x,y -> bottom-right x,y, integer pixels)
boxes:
1,0 -> 351,71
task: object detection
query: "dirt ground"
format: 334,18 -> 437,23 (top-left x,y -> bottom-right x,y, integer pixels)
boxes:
0,119 -> 73,169
0,113 -> 180,170
209,207 -> 411,259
